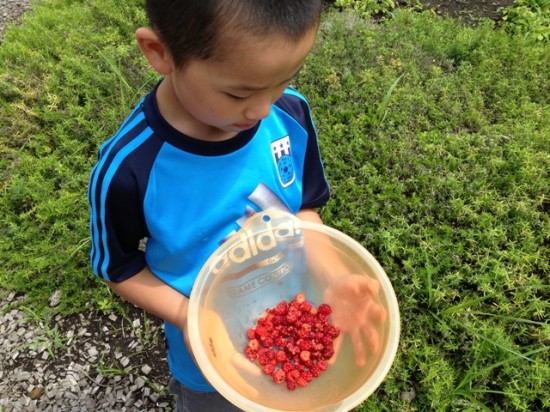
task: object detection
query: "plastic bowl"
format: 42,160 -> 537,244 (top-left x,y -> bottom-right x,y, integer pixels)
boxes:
188,211 -> 400,412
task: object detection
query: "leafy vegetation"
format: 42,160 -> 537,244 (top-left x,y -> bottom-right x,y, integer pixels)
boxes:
503,0 -> 550,41
1,0 -> 549,410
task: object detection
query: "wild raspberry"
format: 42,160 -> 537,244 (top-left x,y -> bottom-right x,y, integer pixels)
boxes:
245,347 -> 257,361
299,300 -> 312,312
286,380 -> 296,391
294,293 -> 306,304
327,324 -> 341,338
302,371 -> 313,382
296,328 -> 310,340
317,359 -> 328,371
255,325 -> 269,338
260,337 -> 273,348
275,350 -> 287,363
248,338 -> 259,351
265,348 -> 276,360
317,313 -> 328,323
286,313 -> 298,324
322,348 -> 335,360
296,377 -> 307,387
282,361 -> 294,374
310,364 -> 321,377
263,364 -> 275,376
272,315 -> 284,326
274,301 -> 288,316
321,336 -> 333,347
274,336 -> 285,347
299,350 -> 311,362
318,303 -> 332,315
247,328 -> 256,339
272,369 -> 285,384
297,338 -> 312,351
258,355 -> 269,366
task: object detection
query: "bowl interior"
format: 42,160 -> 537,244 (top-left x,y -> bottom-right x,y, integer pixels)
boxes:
189,211 -> 400,412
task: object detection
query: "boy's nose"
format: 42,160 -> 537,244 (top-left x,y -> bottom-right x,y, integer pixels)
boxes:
244,96 -> 272,121
244,105 -> 271,121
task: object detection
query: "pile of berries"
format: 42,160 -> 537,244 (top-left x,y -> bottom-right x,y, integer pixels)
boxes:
244,293 -> 340,391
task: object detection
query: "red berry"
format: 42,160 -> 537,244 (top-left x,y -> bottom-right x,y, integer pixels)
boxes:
272,369 -> 285,384
285,313 -> 298,324
297,338 -> 312,351
322,348 -> 335,360
261,337 -> 274,348
255,325 -> 269,338
327,324 -> 341,338
300,300 -> 312,312
317,359 -> 328,371
274,336 -> 285,347
302,371 -> 313,382
321,336 -> 333,347
310,364 -> 321,377
266,348 -> 276,360
317,313 -> 328,323
282,361 -> 294,373
318,303 -> 332,315
247,328 -> 256,339
274,301 -> 288,315
300,350 -> 311,362
296,377 -> 308,387
248,338 -> 259,350
245,347 -> 257,361
286,380 -> 296,391
275,350 -> 287,363
294,293 -> 306,304
263,364 -> 276,376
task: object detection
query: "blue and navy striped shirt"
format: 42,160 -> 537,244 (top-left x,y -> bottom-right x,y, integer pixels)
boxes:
88,84 -> 330,391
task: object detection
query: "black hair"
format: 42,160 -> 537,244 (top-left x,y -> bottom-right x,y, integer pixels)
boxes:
144,0 -> 323,67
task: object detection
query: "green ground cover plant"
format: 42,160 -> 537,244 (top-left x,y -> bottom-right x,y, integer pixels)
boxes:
1,0 -> 548,410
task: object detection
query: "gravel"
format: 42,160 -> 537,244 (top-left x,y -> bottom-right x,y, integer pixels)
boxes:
0,290 -> 174,411
0,0 -> 32,42
0,291 -> 173,411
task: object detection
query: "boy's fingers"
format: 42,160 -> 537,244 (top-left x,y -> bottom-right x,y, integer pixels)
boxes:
350,329 -> 366,367
362,322 -> 381,354
328,334 -> 344,365
368,303 -> 387,323
226,365 -> 260,399
232,353 -> 262,377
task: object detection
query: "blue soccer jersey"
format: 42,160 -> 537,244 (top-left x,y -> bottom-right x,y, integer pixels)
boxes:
88,85 -> 330,391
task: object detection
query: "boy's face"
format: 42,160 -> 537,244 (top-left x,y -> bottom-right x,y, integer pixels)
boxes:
160,26 -> 318,141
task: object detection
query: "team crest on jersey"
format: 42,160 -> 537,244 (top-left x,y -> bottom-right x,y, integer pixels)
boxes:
271,136 -> 295,188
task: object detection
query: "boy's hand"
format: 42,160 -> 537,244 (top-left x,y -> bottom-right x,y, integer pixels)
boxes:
324,274 -> 387,367
195,310 -> 262,399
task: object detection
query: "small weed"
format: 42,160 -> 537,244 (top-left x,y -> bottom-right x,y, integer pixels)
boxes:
22,307 -> 67,360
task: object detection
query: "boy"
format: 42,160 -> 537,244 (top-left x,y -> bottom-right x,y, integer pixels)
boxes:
89,1 -> 384,410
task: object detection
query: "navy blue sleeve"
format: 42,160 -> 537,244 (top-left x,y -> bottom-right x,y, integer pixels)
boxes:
275,89 -> 331,209
89,114 -> 162,282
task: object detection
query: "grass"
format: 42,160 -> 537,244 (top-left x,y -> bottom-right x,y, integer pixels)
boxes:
1,0 -> 549,410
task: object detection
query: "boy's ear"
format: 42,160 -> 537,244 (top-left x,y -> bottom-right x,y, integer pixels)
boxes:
135,28 -> 174,75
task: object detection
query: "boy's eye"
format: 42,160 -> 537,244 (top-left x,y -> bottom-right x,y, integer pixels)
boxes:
226,93 -> 248,101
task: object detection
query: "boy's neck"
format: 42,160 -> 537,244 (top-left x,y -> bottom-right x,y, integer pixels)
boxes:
155,78 -> 239,142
